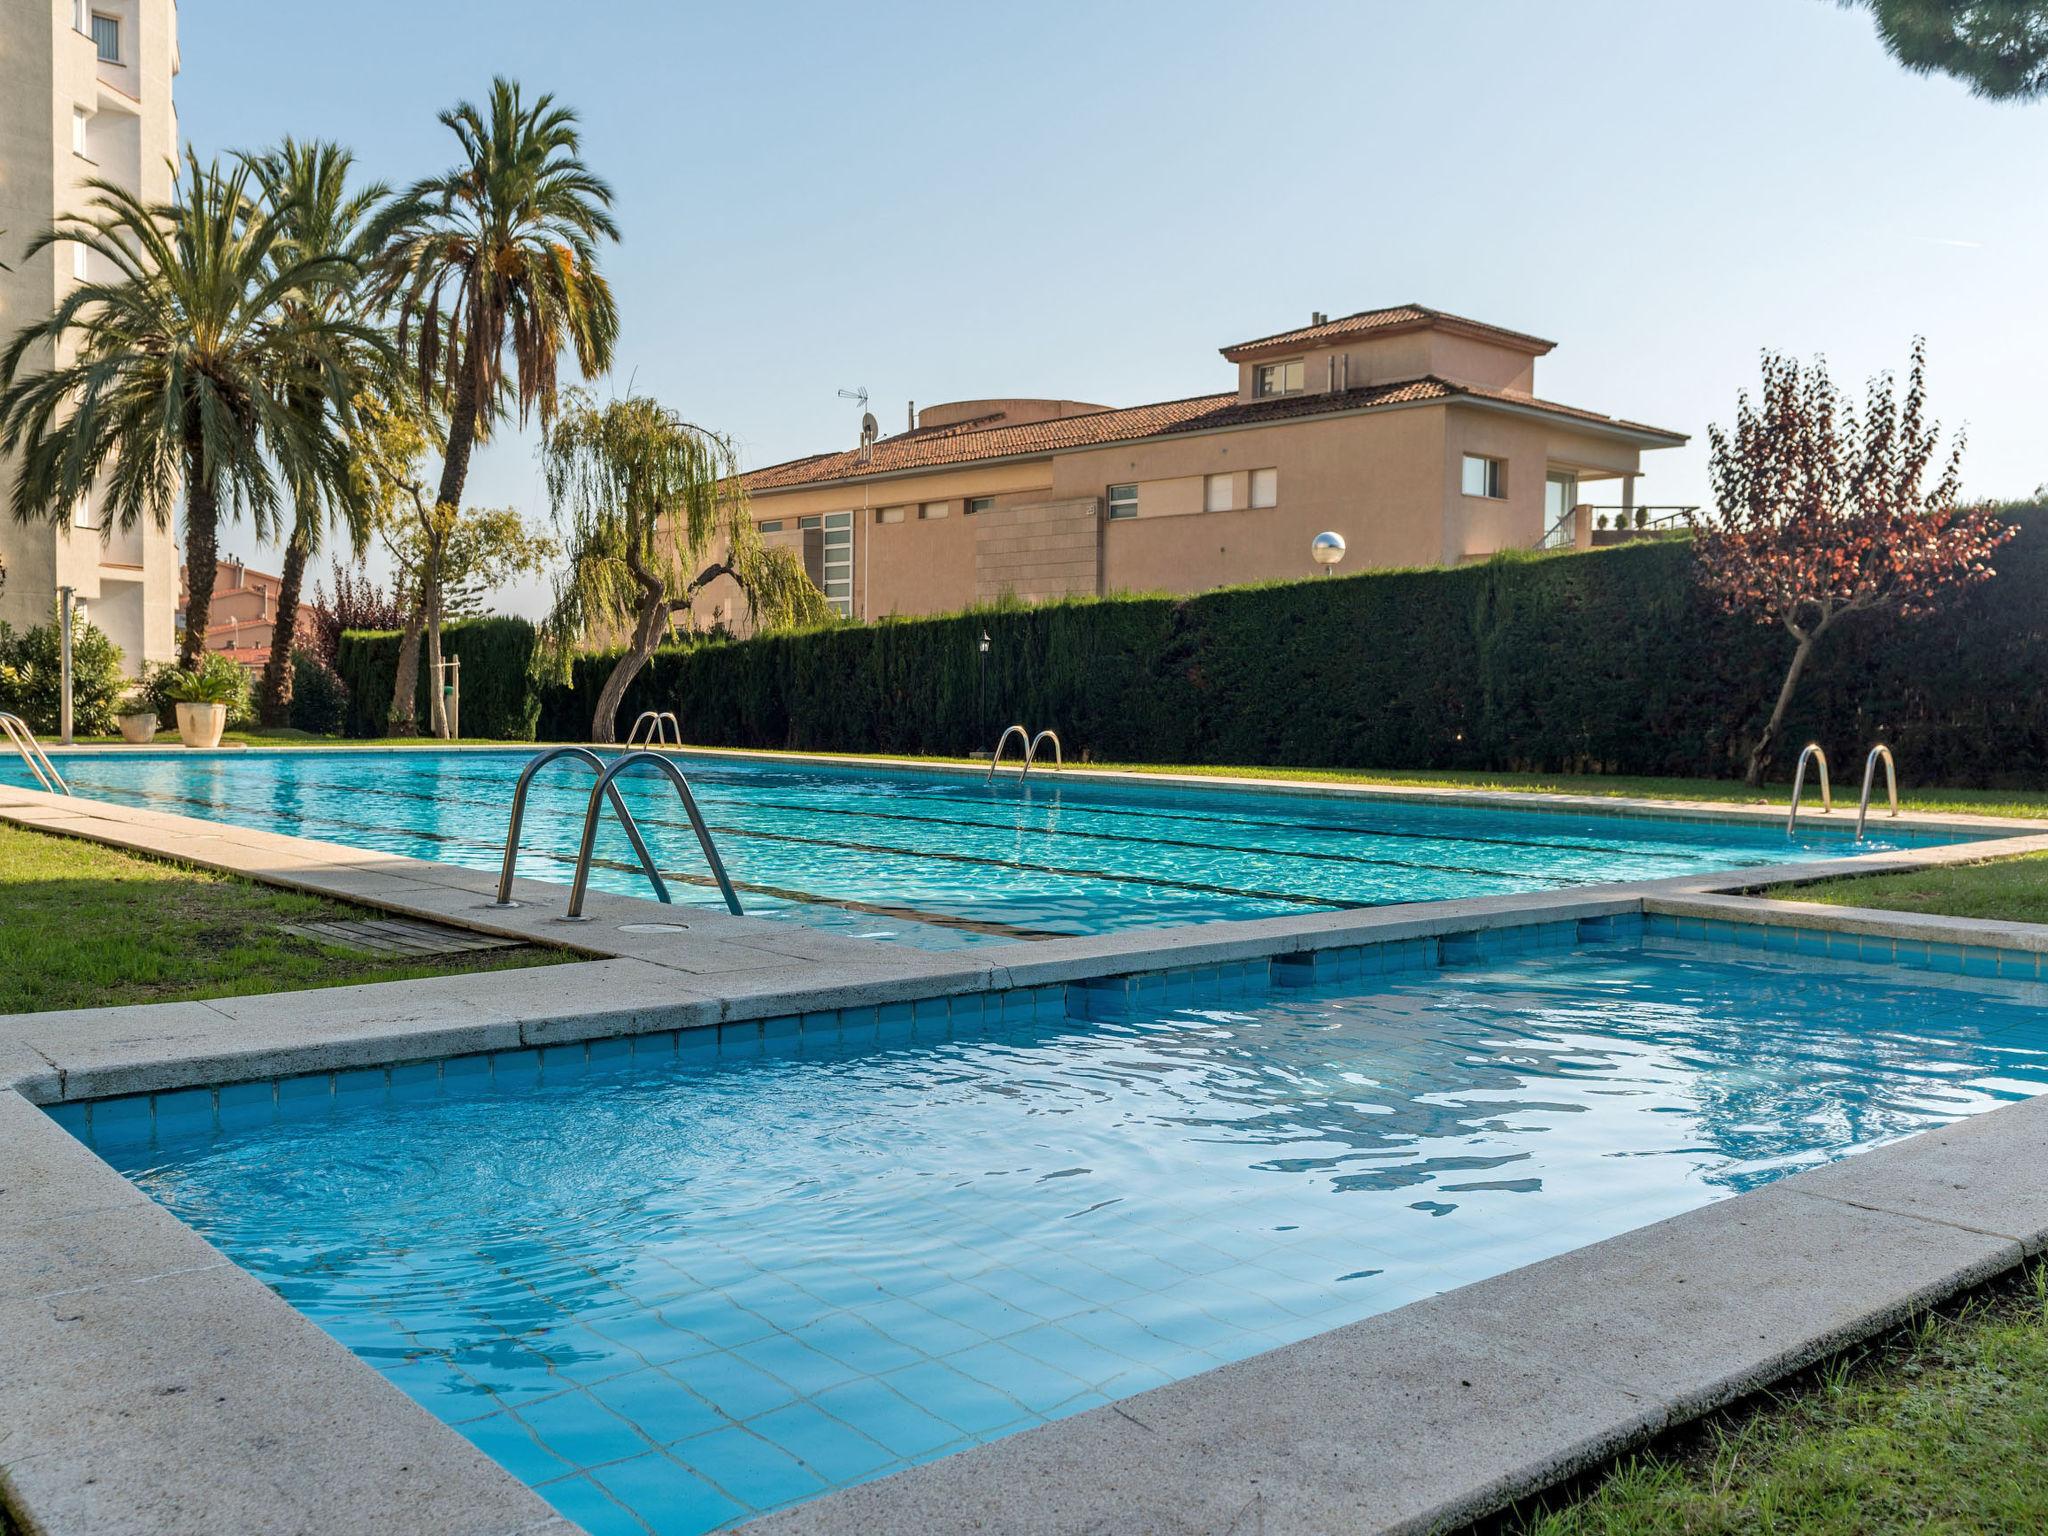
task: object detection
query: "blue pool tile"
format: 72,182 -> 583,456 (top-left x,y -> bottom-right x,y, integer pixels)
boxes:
1964,946 -> 2002,978
513,1387 -> 653,1467
536,1474 -> 643,1536
876,1001 -> 915,1041
750,1401 -> 897,1484
2000,949 -> 2040,980
276,1071 -> 333,1111
1794,926 -> 1829,956
718,1021 -> 763,1057
792,1313 -> 924,1375
733,1332 -> 861,1396
490,1048 -> 541,1086
675,1025 -> 718,1061
878,1358 -> 1028,1439
153,1088 -> 214,1133
461,1409 -> 577,1485
850,1297 -> 983,1357
590,1453 -> 745,1536
912,997 -> 950,1033
387,1061 -> 443,1101
673,1425 -> 826,1512
810,1378 -> 961,1460
332,1068 -> 386,1104
943,1342 -> 1089,1419
588,1368 -> 724,1444
41,1101 -> 88,1137
585,1037 -> 634,1068
684,1349 -> 799,1421
439,1051 -> 491,1085
215,1080 -> 277,1131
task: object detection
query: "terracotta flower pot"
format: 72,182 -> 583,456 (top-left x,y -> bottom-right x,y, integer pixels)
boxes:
174,701 -> 227,749
116,711 -> 158,745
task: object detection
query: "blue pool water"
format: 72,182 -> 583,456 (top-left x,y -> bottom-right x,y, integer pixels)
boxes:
72,930 -> 2048,1535
11,748 -> 1961,947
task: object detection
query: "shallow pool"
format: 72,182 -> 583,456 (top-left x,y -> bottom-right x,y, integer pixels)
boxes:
11,748 -> 1960,948
73,928 -> 2048,1534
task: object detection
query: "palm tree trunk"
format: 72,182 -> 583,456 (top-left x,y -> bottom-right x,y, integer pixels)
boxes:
179,412 -> 218,672
258,524 -> 310,726
1745,629 -> 1818,787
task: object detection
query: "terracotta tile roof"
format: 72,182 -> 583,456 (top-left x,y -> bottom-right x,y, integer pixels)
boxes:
741,376 -> 1684,494
1220,304 -> 1555,360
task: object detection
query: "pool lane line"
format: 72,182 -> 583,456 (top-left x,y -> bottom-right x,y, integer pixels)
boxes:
64,782 -> 1327,937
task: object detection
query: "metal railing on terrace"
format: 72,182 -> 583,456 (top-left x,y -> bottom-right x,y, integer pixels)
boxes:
1538,505 -> 1699,551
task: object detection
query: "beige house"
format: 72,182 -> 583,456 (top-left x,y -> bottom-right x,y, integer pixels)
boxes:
0,0 -> 181,671
698,304 -> 1686,631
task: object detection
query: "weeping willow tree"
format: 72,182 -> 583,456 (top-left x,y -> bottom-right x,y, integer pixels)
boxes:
542,389 -> 832,742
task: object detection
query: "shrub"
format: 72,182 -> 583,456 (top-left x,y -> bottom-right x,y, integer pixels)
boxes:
0,618 -> 126,735
334,616 -> 540,739
288,649 -> 349,735
146,653 -> 253,726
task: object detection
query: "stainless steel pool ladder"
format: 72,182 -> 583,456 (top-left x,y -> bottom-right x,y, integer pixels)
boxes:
1856,743 -> 1898,840
495,747 -> 672,908
0,713 -> 68,795
986,725 -> 1062,780
564,751 -> 742,920
626,710 -> 681,747
1785,743 -> 1831,836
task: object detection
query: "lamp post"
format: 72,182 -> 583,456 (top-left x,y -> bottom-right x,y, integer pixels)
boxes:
977,630 -> 990,752
57,586 -> 75,745
1311,531 -> 1346,575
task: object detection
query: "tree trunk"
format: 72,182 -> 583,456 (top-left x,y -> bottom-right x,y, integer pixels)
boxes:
425,577 -> 449,739
258,524 -> 310,726
1745,629 -> 1819,787
388,605 -> 424,736
178,409 -> 218,672
590,587 -> 668,745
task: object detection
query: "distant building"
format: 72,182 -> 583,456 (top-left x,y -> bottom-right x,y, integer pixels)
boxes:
0,0 -> 182,673
177,560 -> 317,668
695,304 -> 1686,630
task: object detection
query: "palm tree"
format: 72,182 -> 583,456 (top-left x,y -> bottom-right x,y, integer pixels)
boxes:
375,77 -> 620,733
243,139 -> 390,726
0,152 -> 380,669
541,391 -> 832,742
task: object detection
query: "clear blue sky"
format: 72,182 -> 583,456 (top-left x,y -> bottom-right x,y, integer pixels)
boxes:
178,0 -> 2047,615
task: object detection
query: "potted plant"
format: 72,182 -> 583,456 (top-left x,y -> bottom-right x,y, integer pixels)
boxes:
115,693 -> 158,744
163,667 -> 238,749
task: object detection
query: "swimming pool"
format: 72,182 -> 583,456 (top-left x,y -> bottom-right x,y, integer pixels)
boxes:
68,922 -> 2048,1535
13,748 -> 1958,948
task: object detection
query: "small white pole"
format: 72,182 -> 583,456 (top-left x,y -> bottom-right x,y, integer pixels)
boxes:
58,586 -> 75,745
449,655 -> 461,740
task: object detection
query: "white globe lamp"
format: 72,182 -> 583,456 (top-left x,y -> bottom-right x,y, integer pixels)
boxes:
1310,531 -> 1346,574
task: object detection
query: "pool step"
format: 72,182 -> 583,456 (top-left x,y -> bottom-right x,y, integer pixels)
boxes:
277,918 -> 522,957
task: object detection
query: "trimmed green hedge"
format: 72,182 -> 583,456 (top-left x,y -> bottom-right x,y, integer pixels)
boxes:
531,510 -> 2048,786
336,617 -> 540,740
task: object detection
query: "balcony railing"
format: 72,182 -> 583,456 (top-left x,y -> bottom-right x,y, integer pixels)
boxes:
1538,505 -> 1698,551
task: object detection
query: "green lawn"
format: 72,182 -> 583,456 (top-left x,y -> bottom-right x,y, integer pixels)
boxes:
0,822 -> 568,1014
1509,1265 -> 2048,1536
1765,852 -> 2048,925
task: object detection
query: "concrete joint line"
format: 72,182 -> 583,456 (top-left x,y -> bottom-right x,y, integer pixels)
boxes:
1779,1182 -> 2035,1253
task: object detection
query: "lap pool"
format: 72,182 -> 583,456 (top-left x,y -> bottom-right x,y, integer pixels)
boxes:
13,748 -> 1961,947
59,918 -> 2048,1535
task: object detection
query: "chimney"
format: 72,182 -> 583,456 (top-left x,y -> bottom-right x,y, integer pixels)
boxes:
1312,311 -> 1327,326
908,400 -> 916,432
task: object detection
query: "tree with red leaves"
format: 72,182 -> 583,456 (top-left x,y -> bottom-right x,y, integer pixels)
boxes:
1693,341 -> 2012,786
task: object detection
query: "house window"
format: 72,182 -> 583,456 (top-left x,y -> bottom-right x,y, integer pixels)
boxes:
966,496 -> 993,515
72,108 -> 89,157
1461,454 -> 1506,499
1204,474 -> 1233,513
875,506 -> 905,524
918,502 -> 949,520
72,242 -> 88,279
1254,359 -> 1305,398
1251,468 -> 1278,509
1107,484 -> 1138,520
90,12 -> 119,61
757,519 -> 783,533
799,511 -> 854,615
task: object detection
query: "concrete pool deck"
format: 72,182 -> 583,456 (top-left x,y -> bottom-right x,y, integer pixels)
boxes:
6,761 -> 2048,1535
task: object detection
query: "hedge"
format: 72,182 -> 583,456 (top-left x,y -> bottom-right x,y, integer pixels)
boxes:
335,616 -> 541,740
367,509 -> 2048,787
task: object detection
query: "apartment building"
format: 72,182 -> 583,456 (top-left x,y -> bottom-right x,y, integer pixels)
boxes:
0,0 -> 181,671
177,559 -> 317,667
698,304 -> 1686,630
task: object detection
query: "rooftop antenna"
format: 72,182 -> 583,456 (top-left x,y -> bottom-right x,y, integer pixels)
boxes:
839,386 -> 878,462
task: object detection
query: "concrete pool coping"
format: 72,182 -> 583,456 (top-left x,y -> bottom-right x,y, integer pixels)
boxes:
6,769 -> 2048,1534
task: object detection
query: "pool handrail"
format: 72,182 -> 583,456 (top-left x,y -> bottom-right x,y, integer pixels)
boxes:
0,712 -> 68,795
1786,743 -> 1832,836
1856,743 -> 1898,840
626,710 -> 681,748
493,747 -> 671,908
987,724 -> 1031,780
1026,729 -> 1062,773
566,750 -> 743,920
